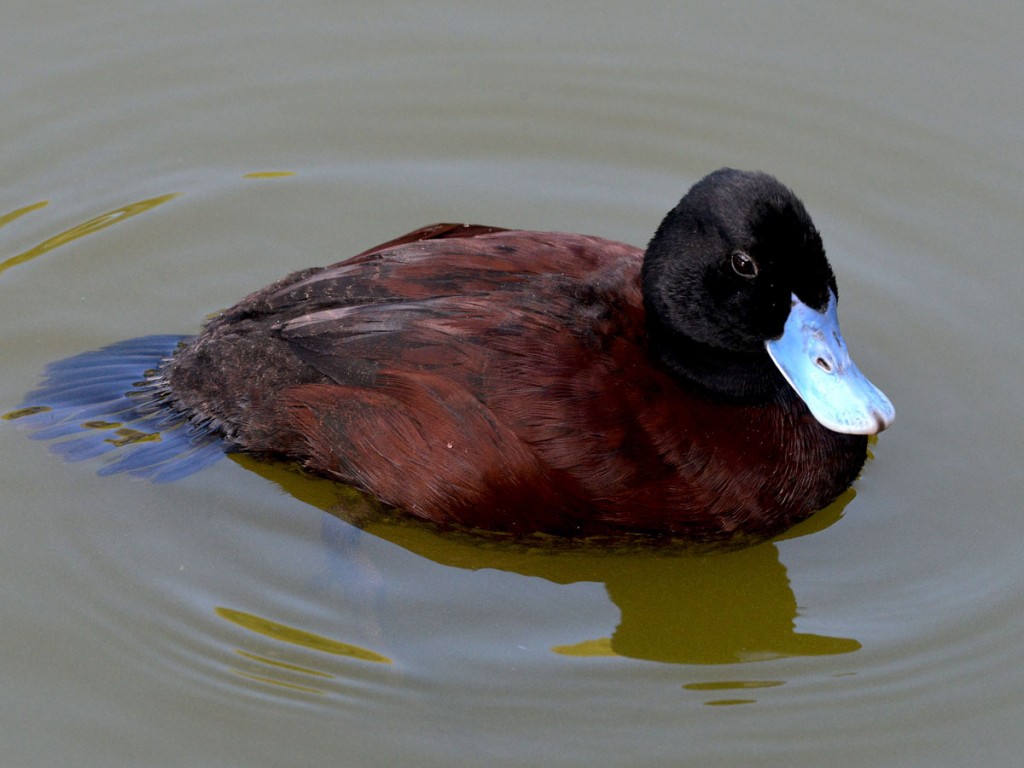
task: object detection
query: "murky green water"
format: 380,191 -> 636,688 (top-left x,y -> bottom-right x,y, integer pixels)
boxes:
2,2 -> 1023,766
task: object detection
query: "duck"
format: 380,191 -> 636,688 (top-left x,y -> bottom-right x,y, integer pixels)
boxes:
12,169 -> 894,540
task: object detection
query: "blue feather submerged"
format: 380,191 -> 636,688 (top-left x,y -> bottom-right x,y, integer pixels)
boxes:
4,335 -> 225,482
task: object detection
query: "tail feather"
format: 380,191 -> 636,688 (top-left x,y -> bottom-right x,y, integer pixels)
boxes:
4,335 -> 225,482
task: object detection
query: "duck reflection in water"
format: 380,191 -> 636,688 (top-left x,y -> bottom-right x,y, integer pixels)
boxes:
254,455 -> 860,666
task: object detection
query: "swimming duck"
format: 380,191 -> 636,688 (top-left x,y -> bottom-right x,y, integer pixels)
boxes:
12,169 -> 894,539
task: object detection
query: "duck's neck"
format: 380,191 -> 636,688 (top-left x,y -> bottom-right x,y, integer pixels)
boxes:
646,318 -> 790,405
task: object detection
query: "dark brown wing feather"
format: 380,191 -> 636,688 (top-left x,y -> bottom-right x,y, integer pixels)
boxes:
263,230 -> 650,532
350,222 -> 510,258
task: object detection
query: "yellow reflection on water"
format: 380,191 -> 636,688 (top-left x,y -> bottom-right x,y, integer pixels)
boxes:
233,456 -> 863,666
0,200 -> 49,229
2,405 -> 52,421
215,606 -> 392,663
230,669 -> 327,696
0,194 -> 179,277
103,427 -> 161,447
684,679 -> 785,705
684,680 -> 784,691
551,637 -> 615,657
544,534 -> 860,664
243,171 -> 296,179
235,649 -> 335,678
216,605 -> 392,696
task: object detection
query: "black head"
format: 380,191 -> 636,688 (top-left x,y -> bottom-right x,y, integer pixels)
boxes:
642,168 -> 838,401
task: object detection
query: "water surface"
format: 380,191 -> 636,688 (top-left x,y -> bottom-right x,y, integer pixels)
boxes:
2,2 -> 1023,766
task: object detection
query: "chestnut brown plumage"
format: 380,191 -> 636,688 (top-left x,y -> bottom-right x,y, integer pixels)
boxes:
10,169 -> 892,539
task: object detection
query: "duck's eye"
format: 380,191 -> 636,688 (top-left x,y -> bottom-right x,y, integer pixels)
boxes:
731,251 -> 759,278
